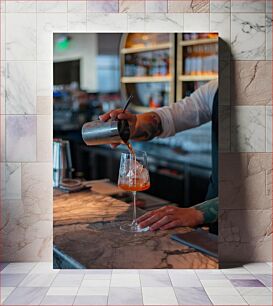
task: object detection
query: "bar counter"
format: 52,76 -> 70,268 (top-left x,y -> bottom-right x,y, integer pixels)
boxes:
54,190 -> 218,269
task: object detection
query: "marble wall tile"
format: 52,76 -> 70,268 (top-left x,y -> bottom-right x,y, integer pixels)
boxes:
210,13 -> 231,59
87,13 -> 127,31
6,1 -> 37,13
119,1 -> 145,13
146,0 -> 167,13
266,106 -> 272,152
37,115 -> 52,162
87,0 -> 118,13
219,106 -> 230,152
6,13 -> 36,60
266,13 -> 272,60
36,96 -> 52,116
68,13 -> 87,32
0,115 -> 5,161
184,13 -> 209,32
37,13 -> 67,61
266,0 -> 272,12
6,115 -> 36,162
220,153 -> 272,210
231,61 -> 272,105
144,13 -> 183,31
0,0 -> 5,12
68,1 -> 87,13
231,106 -> 266,152
231,13 -> 266,60
1,13 -> 6,60
0,197 -> 52,262
128,13 -> 145,32
231,0 -> 266,13
210,0 -> 230,13
210,13 -> 230,45
219,209 -> 272,262
1,162 -> 21,200
22,162 -> 52,216
6,61 -> 36,115
37,62 -> 52,98
37,1 -> 67,13
168,0 -> 209,13
1,62 -> 5,114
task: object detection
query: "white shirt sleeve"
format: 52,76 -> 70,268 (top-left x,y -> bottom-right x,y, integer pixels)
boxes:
154,79 -> 218,138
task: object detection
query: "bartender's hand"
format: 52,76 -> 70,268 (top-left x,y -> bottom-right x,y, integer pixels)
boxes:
99,109 -> 137,148
136,206 -> 204,231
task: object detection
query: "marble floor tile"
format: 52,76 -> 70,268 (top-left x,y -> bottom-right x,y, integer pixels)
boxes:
244,262 -> 273,274
83,273 -> 111,280
111,269 -> 138,275
140,273 -> 172,287
68,13 -> 87,31
208,294 -> 247,305
1,263 -> 36,274
59,269 -> 86,274
183,13 -> 209,31
110,274 -> 140,287
222,267 -> 257,275
1,287 -> 15,303
77,286 -> 109,296
230,279 -> 265,287
51,274 -> 84,287
236,286 -> 272,296
204,286 -> 240,296
40,295 -> 75,305
174,287 -> 212,305
19,273 -> 57,287
81,279 -> 110,287
108,287 -> 143,305
86,13 -> 127,32
142,287 -> 178,305
254,274 -> 273,287
1,274 -> 27,287
73,295 -> 108,305
201,279 -> 234,287
46,287 -> 78,296
243,294 -> 273,305
3,287 -> 48,305
225,274 -> 256,280
29,262 -> 57,274
169,274 -> 202,287
0,263 -> 9,271
6,1 -> 36,13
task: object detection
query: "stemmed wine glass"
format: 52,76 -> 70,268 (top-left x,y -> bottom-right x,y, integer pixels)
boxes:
118,151 -> 150,233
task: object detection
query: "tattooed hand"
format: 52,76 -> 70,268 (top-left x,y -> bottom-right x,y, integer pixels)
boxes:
136,206 -> 204,231
99,109 -> 163,147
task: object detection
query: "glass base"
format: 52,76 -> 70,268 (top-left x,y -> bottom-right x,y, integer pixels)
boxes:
120,221 -> 150,233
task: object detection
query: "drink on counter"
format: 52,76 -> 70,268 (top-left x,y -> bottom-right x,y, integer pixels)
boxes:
118,149 -> 150,233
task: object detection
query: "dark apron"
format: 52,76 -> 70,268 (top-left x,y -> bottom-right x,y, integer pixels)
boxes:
205,89 -> 218,234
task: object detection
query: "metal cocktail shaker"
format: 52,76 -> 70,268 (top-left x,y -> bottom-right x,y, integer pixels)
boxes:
53,139 -> 73,187
82,119 -> 130,146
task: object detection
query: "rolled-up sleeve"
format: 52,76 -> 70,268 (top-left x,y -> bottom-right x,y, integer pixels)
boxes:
154,79 -> 218,138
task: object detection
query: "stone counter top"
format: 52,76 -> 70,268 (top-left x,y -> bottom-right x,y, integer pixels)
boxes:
54,190 -> 218,269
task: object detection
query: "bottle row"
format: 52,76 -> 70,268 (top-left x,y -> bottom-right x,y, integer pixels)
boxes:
184,44 -> 218,75
183,33 -> 218,41
124,51 -> 170,77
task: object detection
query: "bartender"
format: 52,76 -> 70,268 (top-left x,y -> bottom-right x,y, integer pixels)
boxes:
100,80 -> 218,233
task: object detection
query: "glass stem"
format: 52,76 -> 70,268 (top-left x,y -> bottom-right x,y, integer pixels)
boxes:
132,191 -> 137,225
